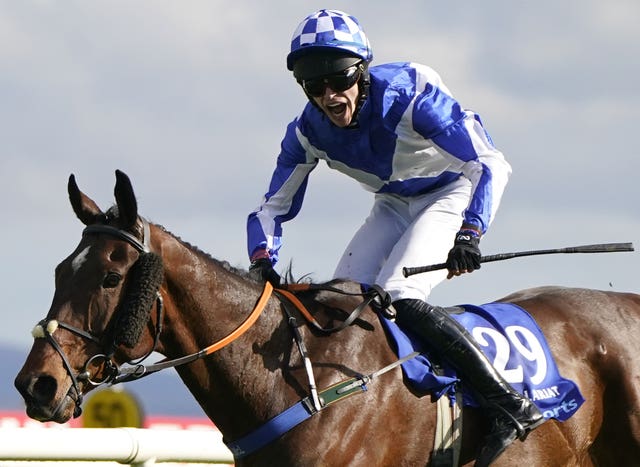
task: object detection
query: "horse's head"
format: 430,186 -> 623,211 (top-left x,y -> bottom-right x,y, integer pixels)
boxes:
14,170 -> 164,423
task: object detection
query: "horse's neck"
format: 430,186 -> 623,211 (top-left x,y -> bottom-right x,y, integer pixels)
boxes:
156,227 -> 269,350
153,227 -> 287,433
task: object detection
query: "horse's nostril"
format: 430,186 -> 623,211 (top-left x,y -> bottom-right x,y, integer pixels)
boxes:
18,374 -> 58,404
33,375 -> 58,402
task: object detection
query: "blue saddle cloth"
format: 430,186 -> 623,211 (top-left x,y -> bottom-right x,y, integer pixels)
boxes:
381,302 -> 584,421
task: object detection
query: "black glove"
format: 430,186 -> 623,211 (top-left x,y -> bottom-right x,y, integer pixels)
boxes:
249,258 -> 281,287
446,230 -> 482,277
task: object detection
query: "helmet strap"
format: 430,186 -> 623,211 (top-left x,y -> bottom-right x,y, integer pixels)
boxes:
345,63 -> 370,129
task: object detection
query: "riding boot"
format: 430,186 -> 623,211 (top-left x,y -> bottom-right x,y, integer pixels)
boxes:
393,298 -> 545,467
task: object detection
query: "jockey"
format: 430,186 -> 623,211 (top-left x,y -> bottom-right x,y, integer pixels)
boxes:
247,9 -> 544,464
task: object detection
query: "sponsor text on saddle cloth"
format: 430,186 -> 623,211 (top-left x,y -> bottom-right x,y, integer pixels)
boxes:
382,302 -> 584,421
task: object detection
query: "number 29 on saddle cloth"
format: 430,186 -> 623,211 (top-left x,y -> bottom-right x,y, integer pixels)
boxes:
381,302 -> 585,422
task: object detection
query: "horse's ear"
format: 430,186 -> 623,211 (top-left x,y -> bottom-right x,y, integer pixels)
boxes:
68,174 -> 104,226
114,170 -> 138,230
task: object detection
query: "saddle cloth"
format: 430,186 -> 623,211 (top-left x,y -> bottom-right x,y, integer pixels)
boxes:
381,302 -> 584,421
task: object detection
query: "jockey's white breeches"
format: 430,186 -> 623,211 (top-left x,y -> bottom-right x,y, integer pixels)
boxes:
333,177 -> 473,302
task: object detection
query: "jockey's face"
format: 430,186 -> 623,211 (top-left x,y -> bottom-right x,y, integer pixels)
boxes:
312,80 -> 360,128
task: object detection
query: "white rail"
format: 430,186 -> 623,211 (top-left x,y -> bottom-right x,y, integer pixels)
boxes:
0,427 -> 234,466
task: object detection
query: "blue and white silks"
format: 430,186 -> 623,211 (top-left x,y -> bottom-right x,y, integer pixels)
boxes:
247,62 -> 511,263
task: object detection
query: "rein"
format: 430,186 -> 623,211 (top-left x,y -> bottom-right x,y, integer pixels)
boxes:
274,282 -> 394,332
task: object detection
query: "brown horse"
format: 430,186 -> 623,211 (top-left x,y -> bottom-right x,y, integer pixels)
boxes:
14,171 -> 640,466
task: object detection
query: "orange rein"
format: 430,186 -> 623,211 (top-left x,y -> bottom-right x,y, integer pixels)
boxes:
271,283 -> 324,329
201,282 -> 317,355
202,281 -> 275,355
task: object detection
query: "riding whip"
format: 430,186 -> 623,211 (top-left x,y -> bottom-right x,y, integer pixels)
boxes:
402,242 -> 635,277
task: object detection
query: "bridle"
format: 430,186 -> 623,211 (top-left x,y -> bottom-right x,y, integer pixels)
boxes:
32,218 -> 274,420
32,219 -> 163,419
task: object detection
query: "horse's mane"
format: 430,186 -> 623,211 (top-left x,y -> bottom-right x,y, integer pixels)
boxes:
149,221 -> 253,279
150,220 -> 318,287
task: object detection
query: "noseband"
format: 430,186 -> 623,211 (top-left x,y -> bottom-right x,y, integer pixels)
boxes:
32,219 -> 163,419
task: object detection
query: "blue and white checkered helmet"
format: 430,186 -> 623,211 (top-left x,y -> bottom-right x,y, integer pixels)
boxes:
286,9 -> 373,71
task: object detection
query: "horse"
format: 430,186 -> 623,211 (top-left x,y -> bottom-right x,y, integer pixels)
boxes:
14,170 -> 640,466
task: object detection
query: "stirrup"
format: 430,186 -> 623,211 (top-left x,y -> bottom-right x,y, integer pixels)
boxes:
475,402 -> 545,466
491,396 -> 545,435
488,402 -> 528,439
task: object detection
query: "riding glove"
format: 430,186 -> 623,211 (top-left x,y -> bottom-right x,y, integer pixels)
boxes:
446,229 -> 482,277
249,258 -> 281,287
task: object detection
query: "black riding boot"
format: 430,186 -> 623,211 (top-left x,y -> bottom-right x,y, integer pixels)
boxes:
394,299 -> 545,467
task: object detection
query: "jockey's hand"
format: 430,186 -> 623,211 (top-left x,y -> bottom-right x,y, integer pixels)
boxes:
250,258 -> 281,287
446,229 -> 481,279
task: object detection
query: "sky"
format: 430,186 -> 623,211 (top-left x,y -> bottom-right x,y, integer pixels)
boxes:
2,0 -> 639,359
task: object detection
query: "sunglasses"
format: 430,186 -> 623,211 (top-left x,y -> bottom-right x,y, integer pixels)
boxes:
301,65 -> 362,97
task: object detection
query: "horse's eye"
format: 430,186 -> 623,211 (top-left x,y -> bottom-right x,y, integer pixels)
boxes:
103,272 -> 122,288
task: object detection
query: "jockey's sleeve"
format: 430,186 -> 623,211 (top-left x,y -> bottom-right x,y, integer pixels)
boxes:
429,114 -> 511,234
410,66 -> 511,234
247,119 -> 318,265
